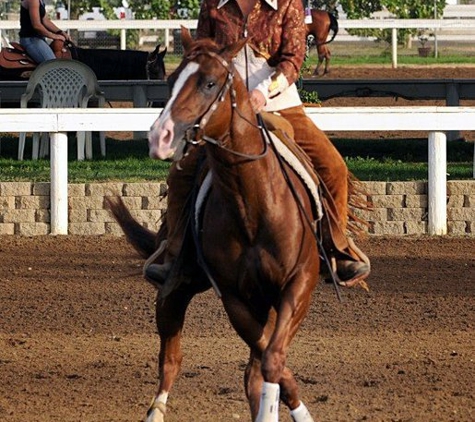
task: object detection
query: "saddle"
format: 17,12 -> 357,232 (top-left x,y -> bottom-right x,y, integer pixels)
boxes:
0,40 -> 72,78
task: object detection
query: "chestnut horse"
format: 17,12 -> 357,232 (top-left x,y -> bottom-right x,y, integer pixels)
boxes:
108,28 -> 322,422
306,10 -> 339,76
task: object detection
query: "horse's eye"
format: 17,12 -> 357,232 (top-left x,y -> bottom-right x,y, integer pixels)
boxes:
206,81 -> 216,90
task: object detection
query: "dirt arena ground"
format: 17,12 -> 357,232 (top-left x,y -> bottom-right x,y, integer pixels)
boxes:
0,235 -> 473,422
1,66 -> 474,422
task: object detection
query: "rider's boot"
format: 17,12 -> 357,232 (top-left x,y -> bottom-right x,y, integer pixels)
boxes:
336,260 -> 370,284
145,257 -> 173,284
319,195 -> 371,288
332,238 -> 371,287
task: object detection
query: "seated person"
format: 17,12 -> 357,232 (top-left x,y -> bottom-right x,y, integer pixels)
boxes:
19,0 -> 71,64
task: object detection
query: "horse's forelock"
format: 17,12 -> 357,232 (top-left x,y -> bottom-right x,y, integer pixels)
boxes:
184,38 -> 221,59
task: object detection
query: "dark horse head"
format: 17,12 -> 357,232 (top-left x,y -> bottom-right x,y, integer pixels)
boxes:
146,45 -> 167,80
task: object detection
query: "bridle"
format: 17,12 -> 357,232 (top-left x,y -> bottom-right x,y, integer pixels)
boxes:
182,49 -> 268,161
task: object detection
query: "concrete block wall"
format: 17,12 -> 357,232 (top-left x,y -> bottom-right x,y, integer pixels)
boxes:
0,182 -> 168,236
0,181 -> 474,236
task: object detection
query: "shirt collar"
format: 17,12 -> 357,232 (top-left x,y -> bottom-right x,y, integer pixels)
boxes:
217,0 -> 278,11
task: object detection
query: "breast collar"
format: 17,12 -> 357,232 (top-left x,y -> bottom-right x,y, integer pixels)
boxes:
217,0 -> 278,11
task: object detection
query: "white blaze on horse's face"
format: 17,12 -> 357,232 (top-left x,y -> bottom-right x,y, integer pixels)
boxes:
148,62 -> 200,160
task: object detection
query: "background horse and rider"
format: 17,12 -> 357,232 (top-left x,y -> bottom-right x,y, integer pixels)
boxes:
0,40 -> 166,81
306,9 -> 339,76
107,27 -> 366,422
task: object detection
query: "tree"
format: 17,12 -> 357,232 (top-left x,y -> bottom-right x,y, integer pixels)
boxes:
338,0 -> 446,47
55,0 -> 199,20
307,0 -> 339,12
128,0 -> 173,20
61,1 -> 95,20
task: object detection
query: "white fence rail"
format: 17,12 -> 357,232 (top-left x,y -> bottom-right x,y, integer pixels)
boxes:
2,18 -> 475,66
0,106 -> 474,236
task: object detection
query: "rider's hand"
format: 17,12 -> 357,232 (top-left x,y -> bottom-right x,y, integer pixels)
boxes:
54,30 -> 71,42
249,89 -> 266,113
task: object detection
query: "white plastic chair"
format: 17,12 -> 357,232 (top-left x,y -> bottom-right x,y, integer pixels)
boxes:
18,59 -> 106,161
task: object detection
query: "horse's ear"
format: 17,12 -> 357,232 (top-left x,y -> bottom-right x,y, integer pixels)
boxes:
221,38 -> 247,61
150,44 -> 167,60
180,26 -> 194,53
149,44 -> 160,59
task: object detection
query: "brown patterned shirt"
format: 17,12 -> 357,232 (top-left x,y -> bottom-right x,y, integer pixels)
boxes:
196,0 -> 307,85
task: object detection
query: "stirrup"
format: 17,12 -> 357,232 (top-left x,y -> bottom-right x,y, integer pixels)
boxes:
144,261 -> 173,285
331,256 -> 370,291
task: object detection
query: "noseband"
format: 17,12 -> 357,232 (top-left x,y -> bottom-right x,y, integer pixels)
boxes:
184,49 -> 268,160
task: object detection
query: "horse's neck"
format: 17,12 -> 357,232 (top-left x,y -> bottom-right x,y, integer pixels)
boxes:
206,84 -> 277,218
75,48 -> 147,80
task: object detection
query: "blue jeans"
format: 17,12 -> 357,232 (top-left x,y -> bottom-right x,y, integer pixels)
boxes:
20,37 -> 56,63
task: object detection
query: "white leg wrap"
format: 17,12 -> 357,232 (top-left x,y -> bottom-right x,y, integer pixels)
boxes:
255,382 -> 280,422
146,393 -> 168,422
290,401 -> 314,422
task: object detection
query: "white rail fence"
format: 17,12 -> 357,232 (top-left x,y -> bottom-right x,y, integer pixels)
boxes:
0,106 -> 473,236
2,19 -> 475,67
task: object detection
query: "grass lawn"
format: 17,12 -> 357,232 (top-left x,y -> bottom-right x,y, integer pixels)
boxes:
0,134 -> 472,183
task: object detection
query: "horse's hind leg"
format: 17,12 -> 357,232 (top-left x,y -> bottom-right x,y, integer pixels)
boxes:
323,46 -> 332,75
146,285 -> 198,422
314,45 -> 325,76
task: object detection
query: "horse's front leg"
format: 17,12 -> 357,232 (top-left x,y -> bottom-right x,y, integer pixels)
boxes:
246,348 -> 314,422
258,270 -> 318,422
223,289 -> 315,422
146,286 -> 197,422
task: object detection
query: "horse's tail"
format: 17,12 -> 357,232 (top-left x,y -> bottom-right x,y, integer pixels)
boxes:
105,196 -> 161,259
327,12 -> 339,43
317,12 -> 339,47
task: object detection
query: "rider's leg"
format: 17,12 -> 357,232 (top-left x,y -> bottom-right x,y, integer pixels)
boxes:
20,37 -> 56,63
145,146 -> 203,283
278,105 -> 370,284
